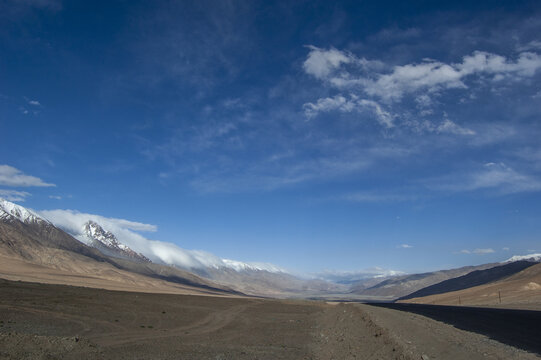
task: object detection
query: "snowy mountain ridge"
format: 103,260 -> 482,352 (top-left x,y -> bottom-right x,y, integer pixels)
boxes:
221,259 -> 285,273
0,198 -> 50,225
504,253 -> 541,263
2,198 -> 286,275
82,220 -> 151,263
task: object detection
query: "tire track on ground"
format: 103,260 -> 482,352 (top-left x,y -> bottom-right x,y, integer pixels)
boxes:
90,303 -> 254,346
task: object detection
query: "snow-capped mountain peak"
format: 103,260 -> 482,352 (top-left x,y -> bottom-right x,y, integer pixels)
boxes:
0,198 -> 49,225
82,220 -> 150,262
504,253 -> 541,263
84,220 -> 121,248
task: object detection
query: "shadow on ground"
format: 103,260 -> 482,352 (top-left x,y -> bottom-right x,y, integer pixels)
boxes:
367,303 -> 541,355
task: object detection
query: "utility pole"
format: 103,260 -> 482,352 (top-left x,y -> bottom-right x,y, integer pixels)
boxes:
498,290 -> 501,304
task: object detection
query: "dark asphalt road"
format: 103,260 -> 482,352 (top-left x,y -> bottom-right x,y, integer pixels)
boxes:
367,303 -> 541,355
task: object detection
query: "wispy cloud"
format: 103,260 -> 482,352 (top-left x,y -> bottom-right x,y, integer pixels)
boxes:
304,95 -> 395,127
315,267 -> 405,283
0,165 -> 55,187
24,96 -> 41,106
302,46 -> 355,80
429,162 -> 541,194
187,143 -> 411,193
340,191 -> 418,203
0,189 -> 31,202
38,208 -> 283,272
397,244 -> 413,249
120,1 -> 255,95
460,248 -> 495,255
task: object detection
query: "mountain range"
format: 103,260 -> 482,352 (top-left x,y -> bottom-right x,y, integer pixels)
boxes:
0,199 -> 345,297
1,198 -> 539,303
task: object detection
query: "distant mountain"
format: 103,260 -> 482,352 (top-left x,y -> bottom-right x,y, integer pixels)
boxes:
197,266 -> 348,298
0,199 -> 235,295
398,260 -> 538,301
6,198 -> 535,301
82,220 -> 150,263
351,263 -> 499,299
0,199 -> 339,298
0,199 -> 113,262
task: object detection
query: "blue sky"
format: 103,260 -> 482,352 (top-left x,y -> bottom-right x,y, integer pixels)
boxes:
1,0 -> 541,275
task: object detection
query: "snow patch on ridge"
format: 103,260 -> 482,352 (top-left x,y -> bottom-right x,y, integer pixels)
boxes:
504,253 -> 541,263
222,259 -> 285,273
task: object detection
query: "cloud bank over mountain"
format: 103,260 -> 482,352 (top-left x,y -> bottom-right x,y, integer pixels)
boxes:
39,209 -> 282,272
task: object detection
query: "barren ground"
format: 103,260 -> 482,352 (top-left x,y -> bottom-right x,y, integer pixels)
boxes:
0,279 -> 539,360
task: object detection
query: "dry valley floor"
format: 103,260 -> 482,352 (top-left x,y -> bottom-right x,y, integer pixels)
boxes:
0,279 -> 538,360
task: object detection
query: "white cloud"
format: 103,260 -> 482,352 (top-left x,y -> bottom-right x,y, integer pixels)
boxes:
302,47 -> 541,132
0,189 -> 31,201
436,119 -> 475,136
402,116 -> 475,136
303,95 -> 394,127
303,46 -> 353,80
502,247 -> 510,251
397,244 -> 413,249
429,162 -> 541,194
0,165 -> 55,187
24,97 -> 41,106
40,209 -> 157,234
358,99 -> 394,127
461,248 -> 495,255
304,48 -> 541,102
48,195 -> 62,200
303,95 -> 353,118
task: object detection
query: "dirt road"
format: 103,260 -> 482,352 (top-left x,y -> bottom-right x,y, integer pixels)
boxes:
0,279 -> 538,359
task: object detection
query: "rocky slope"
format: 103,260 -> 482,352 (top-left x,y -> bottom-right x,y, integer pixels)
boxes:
82,220 -> 150,263
0,199 -> 235,295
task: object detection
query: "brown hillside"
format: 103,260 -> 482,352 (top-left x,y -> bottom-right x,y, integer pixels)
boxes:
400,262 -> 541,310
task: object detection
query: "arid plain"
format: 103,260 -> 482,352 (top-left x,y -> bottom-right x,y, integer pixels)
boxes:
1,279 -> 539,360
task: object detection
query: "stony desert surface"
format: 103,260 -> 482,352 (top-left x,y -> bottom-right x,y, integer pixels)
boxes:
1,279 -> 539,360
